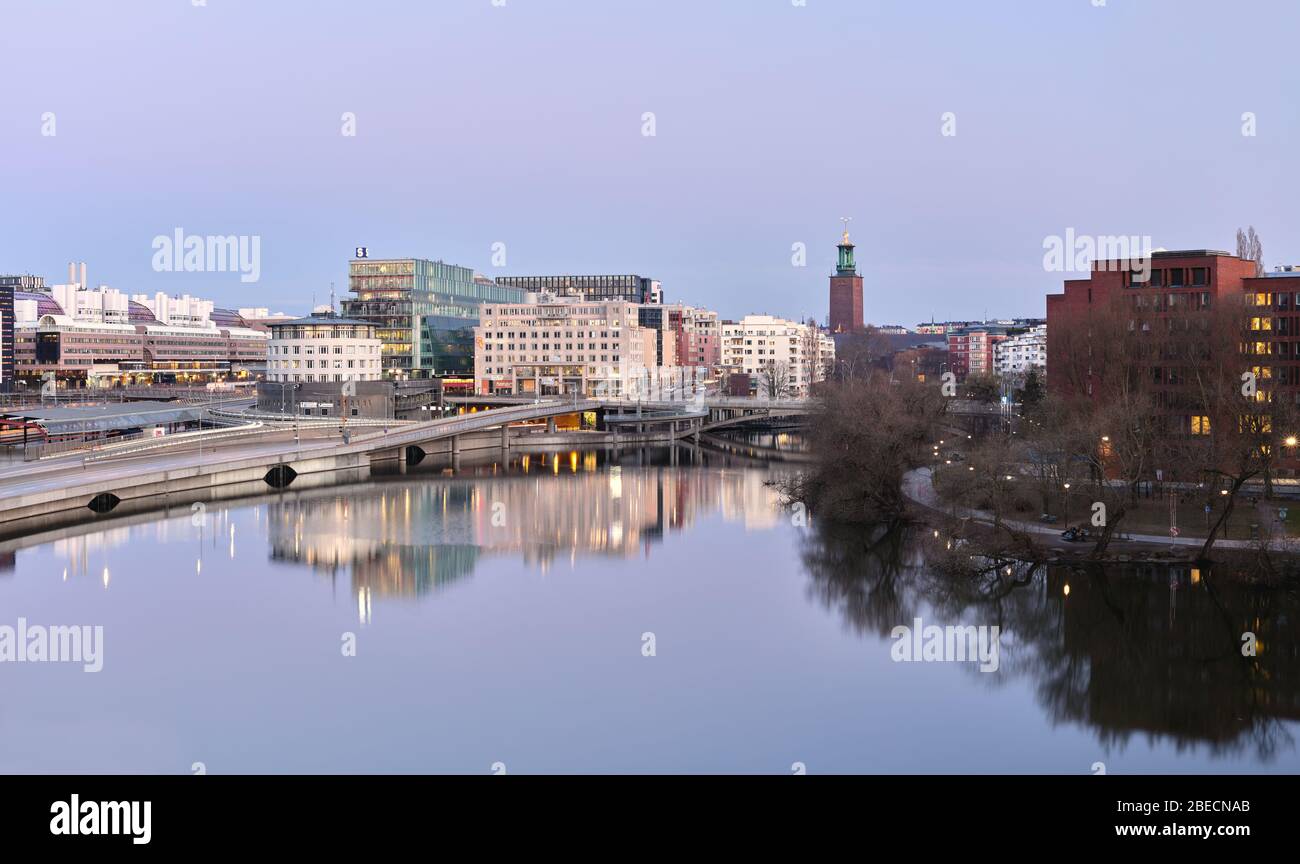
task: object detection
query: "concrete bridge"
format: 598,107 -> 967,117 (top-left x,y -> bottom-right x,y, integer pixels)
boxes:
0,397 -> 809,532
446,395 -> 811,435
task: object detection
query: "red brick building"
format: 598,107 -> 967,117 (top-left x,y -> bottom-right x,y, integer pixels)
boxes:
947,327 -> 1008,381
1046,250 -> 1263,399
828,230 -> 863,333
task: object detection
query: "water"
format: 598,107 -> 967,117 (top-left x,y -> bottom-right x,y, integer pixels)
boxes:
0,444 -> 1297,774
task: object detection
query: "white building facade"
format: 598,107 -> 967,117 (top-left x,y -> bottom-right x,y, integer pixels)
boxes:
721,314 -> 834,397
474,296 -> 661,397
266,312 -> 383,383
993,324 -> 1047,379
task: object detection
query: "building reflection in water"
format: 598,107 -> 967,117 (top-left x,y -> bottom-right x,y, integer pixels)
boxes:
799,519 -> 1300,761
265,448 -> 784,615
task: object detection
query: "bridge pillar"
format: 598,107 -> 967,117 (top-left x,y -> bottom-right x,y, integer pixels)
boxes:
501,424 -> 510,449
547,416 -> 556,434
451,435 -> 460,457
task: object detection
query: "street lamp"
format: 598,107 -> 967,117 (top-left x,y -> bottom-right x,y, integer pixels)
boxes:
1063,482 -> 1071,525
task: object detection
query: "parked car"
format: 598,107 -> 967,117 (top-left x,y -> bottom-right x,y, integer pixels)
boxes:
1061,526 -> 1091,542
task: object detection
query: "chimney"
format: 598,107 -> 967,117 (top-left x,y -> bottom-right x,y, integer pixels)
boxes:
80,262 -> 87,288
68,262 -> 76,284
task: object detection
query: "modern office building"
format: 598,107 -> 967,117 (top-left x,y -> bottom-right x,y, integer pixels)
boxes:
494,274 -> 662,305
342,257 -> 524,380
721,314 -> 834,396
473,296 -> 661,396
828,229 -> 864,333
0,276 -> 46,391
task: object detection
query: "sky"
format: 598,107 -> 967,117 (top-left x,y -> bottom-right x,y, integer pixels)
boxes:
2,0 -> 1298,326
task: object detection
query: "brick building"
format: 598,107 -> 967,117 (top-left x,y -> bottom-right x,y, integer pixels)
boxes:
1045,250 -> 1258,400
828,229 -> 863,333
947,326 -> 1008,381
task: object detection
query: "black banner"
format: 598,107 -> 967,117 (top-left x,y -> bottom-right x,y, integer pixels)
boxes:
0,774 -> 1280,851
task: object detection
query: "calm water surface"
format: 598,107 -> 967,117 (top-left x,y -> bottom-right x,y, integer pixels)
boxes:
1,445 -> 1297,774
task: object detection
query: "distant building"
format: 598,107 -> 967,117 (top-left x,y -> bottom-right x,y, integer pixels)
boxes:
891,344 -> 949,384
10,268 -> 267,386
238,308 -> 297,329
947,326 -> 1008,381
494,274 -> 662,305
875,324 -> 910,335
828,229 -> 863,333
0,276 -> 39,391
265,310 -> 383,384
259,310 -> 390,418
667,304 -> 721,369
993,324 -> 1046,380
474,296 -> 660,397
342,257 -> 524,380
721,314 -> 834,396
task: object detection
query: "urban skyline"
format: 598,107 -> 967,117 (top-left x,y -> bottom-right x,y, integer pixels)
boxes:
4,0 -> 1299,819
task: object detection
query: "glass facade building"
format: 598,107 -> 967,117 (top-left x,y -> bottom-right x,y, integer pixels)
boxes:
1,276 -> 47,391
343,259 -> 523,379
494,274 -> 661,305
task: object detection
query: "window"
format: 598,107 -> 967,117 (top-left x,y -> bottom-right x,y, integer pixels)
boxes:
1191,415 -> 1211,435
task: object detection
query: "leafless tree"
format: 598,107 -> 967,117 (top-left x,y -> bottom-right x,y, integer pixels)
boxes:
787,370 -> 948,522
831,326 -> 890,383
1236,226 -> 1264,277
760,361 -> 792,398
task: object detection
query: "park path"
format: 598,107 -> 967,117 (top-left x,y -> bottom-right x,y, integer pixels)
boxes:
900,467 -> 1291,553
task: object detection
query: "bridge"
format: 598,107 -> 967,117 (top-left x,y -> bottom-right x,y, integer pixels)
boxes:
0,397 -> 811,532
446,394 -> 811,437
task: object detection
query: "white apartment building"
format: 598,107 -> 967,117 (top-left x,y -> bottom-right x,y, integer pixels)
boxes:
993,324 -> 1046,379
265,311 -> 383,383
474,295 -> 661,397
721,314 -> 834,397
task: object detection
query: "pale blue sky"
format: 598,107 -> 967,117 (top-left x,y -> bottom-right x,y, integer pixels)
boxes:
2,0 -> 1296,324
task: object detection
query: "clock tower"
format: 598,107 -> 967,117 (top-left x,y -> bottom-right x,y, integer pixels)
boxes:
828,223 -> 863,332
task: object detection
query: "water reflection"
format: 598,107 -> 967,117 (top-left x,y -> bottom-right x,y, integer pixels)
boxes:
5,445 -> 1299,770
267,448 -> 783,604
800,520 -> 1300,761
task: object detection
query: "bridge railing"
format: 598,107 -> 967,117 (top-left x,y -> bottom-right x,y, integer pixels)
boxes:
375,400 -> 601,448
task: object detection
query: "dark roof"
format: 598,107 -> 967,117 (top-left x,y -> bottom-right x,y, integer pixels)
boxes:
270,314 -> 377,329
1150,249 -> 1233,258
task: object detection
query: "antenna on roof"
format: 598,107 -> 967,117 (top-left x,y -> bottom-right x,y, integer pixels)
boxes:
330,282 -> 336,313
